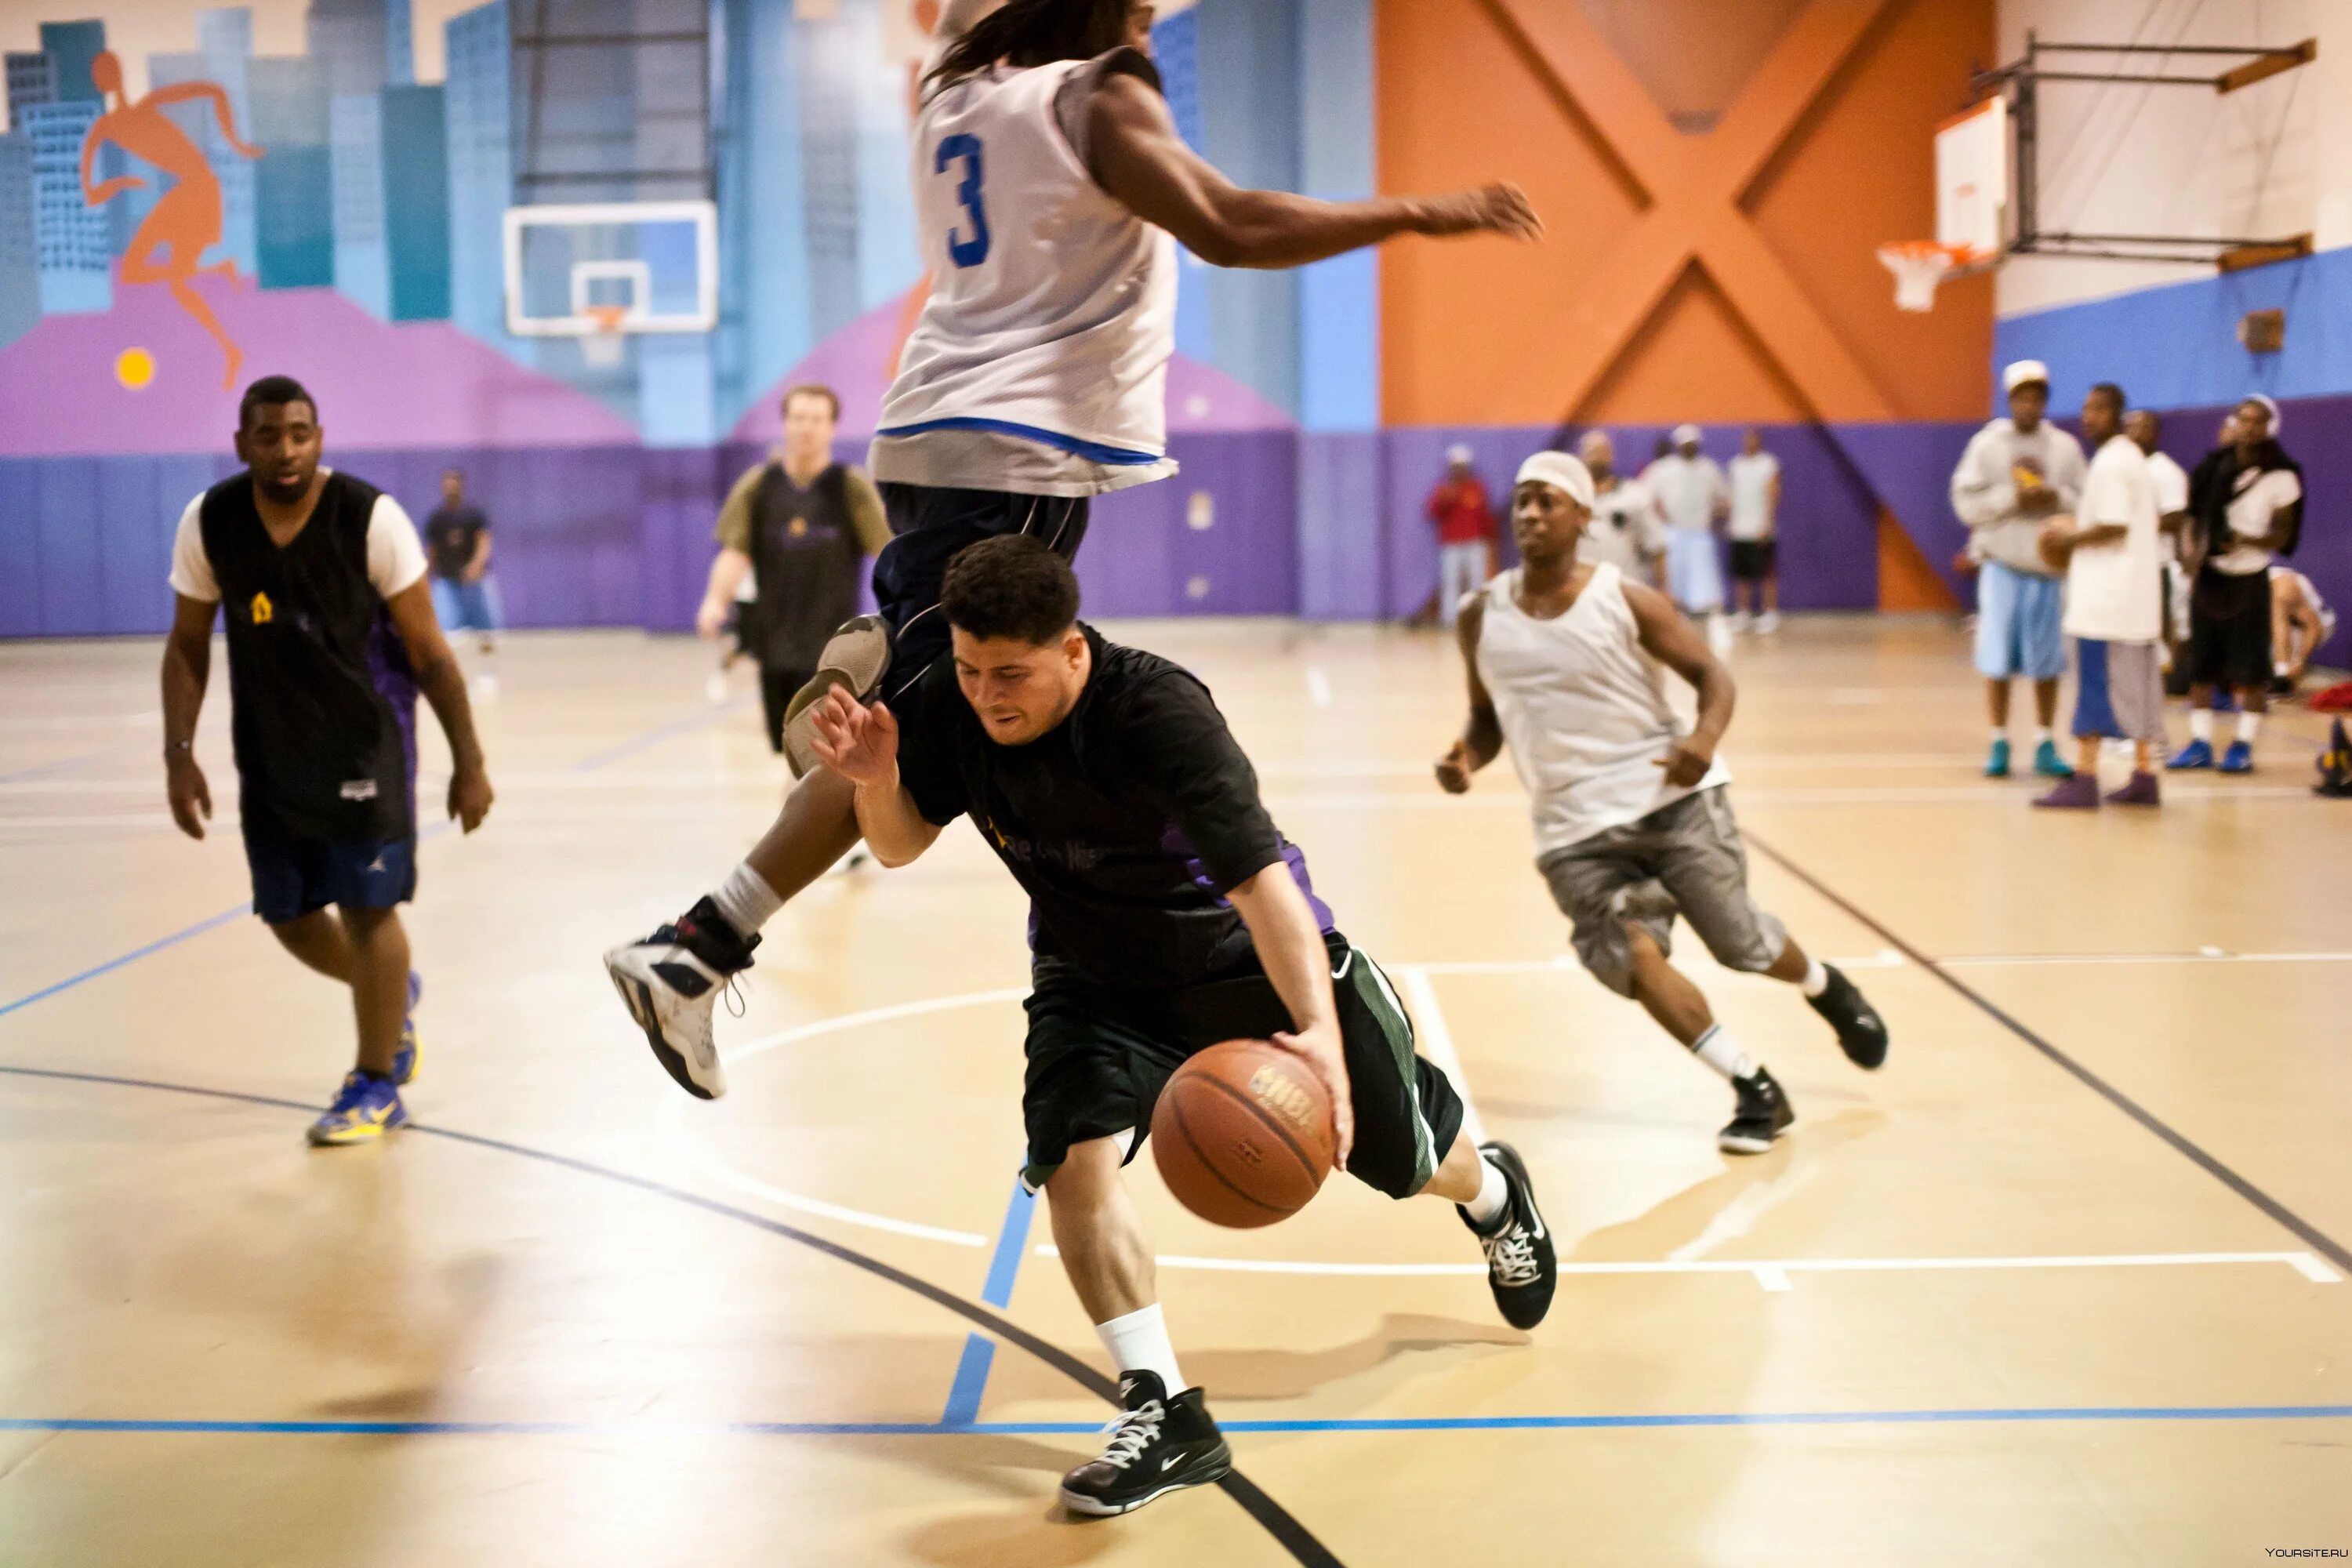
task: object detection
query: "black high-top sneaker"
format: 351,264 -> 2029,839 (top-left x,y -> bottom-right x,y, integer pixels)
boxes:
1808,964 -> 1889,1069
1457,1141 -> 1556,1330
1060,1371 -> 1232,1518
603,896 -> 758,1099
1719,1067 -> 1795,1154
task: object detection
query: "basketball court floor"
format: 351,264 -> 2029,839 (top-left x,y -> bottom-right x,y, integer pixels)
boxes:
2,619 -> 2347,1566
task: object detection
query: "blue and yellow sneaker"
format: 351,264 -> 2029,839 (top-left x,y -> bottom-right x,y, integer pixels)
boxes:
391,971 -> 421,1087
307,1071 -> 408,1147
1984,737 -> 2013,779
2031,739 -> 2074,779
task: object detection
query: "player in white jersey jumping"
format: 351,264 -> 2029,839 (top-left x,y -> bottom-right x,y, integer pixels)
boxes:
1434,452 -> 1889,1152
608,0 -> 1533,1080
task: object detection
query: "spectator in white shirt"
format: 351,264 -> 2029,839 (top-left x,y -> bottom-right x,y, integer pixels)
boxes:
1949,359 -> 2086,781
2031,383 -> 2165,810
1575,430 -> 1666,586
1725,429 -> 1781,633
2125,408 -> 2193,683
1645,424 -> 1730,648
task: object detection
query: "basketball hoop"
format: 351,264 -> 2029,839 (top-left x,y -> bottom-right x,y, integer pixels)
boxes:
1878,240 -> 1972,313
581,303 -> 629,368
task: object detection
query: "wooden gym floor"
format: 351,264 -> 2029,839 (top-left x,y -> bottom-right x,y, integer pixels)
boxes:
1,618 -> 2347,1566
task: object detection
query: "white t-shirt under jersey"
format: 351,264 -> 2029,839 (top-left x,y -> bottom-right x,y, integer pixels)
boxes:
2063,435 -> 2161,644
1726,452 -> 1780,541
168,474 -> 428,604
1475,563 -> 1731,855
873,52 -> 1178,497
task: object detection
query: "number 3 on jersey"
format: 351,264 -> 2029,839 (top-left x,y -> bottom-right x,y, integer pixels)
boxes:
936,134 -> 991,269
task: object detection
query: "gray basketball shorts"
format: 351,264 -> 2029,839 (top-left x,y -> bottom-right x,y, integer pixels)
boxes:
1537,787 -> 1788,997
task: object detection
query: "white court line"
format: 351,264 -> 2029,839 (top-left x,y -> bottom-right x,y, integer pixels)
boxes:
1399,965 -> 1486,1147
657,983 -> 2351,1289
1403,952 -> 2352,976
1029,1246 -> 2337,1287
1266,785 -> 2323,809
1304,666 -> 1333,709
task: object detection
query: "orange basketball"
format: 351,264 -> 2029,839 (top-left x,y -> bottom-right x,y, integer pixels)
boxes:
1151,1040 -> 1334,1228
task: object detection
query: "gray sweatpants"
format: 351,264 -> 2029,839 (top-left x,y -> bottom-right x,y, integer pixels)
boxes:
1537,788 -> 1788,997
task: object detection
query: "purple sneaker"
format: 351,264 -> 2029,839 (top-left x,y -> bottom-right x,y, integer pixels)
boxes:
2033,774 -> 2100,810
2104,771 -> 2161,807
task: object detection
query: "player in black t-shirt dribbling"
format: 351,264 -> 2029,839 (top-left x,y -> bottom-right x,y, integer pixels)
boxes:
804,536 -> 1557,1517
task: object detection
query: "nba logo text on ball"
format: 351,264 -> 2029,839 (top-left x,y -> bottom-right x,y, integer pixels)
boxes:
1247,1064 -> 1316,1132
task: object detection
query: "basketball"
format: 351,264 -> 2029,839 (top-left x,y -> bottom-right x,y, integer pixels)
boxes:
1151,1040 -> 1335,1229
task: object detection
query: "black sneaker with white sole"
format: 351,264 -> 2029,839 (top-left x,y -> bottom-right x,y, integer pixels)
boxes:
1457,1140 -> 1556,1330
1719,1066 -> 1795,1154
781,615 -> 894,779
1060,1371 -> 1232,1519
603,896 -> 758,1100
1808,964 -> 1889,1069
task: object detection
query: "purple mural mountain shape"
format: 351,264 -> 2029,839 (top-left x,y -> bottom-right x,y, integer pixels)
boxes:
0,275 -> 639,456
730,293 -> 1298,445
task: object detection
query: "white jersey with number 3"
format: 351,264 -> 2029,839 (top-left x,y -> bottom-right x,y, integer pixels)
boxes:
877,56 -> 1178,474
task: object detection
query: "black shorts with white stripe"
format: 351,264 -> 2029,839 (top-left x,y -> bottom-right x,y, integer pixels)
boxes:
872,483 -> 1091,703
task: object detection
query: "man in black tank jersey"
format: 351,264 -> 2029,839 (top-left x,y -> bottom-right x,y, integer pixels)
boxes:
803,536 -> 1555,1516
607,0 -> 1541,1118
162,377 -> 495,1147
695,384 -> 891,754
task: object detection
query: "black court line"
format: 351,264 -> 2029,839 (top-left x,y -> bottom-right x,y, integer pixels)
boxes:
0,1063 -> 1345,1568
1749,834 -> 2352,1279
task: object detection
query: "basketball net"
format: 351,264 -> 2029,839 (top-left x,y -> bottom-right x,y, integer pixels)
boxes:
1877,241 -> 1971,313
582,303 -> 629,368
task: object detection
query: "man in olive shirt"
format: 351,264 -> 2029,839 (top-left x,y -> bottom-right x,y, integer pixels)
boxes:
698,385 -> 891,753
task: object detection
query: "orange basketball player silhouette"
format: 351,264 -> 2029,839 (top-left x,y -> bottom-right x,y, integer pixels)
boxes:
80,51 -> 264,389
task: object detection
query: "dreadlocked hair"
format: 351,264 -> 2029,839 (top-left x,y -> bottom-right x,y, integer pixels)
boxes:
925,0 -> 1135,92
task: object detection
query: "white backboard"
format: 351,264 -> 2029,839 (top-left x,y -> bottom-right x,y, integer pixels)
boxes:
502,201 -> 720,339
1935,96 -> 2008,263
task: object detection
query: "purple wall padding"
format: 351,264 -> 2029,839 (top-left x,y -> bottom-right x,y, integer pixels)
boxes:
1297,430 -> 1387,620
1834,421 -> 1980,602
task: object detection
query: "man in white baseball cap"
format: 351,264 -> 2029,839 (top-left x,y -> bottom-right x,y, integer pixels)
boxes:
1425,441 -> 1500,627
1950,358 -> 2086,779
1643,424 -> 1732,652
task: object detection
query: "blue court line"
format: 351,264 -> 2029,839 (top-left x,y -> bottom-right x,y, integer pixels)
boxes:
9,1405 -> 2351,1439
0,696 -> 748,1024
0,740 -> 140,785
940,1174 -> 1040,1424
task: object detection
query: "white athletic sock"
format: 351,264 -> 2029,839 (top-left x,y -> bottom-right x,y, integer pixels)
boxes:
710,862 -> 783,938
1462,1152 -> 1510,1227
2035,725 -> 2056,746
2237,711 -> 2262,744
1096,1304 -> 1185,1394
2190,709 -> 2214,742
1798,957 -> 1830,998
1690,1024 -> 1756,1082
1990,726 -> 2008,746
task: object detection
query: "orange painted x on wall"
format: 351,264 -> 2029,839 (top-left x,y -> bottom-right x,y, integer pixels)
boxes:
1374,0 -> 1994,430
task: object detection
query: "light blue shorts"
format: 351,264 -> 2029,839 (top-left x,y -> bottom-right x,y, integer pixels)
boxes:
1974,561 -> 2065,681
1665,528 -> 1724,614
430,575 -> 505,634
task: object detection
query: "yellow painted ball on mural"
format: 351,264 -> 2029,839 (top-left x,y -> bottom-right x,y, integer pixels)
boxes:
115,348 -> 156,390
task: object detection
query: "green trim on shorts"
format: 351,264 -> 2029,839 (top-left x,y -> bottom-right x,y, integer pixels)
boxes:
1351,949 -> 1438,1195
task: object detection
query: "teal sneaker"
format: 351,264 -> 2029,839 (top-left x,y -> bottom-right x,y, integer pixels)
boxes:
2032,739 -> 2074,779
307,1071 -> 408,1147
391,971 -> 421,1087
1984,738 -> 2012,778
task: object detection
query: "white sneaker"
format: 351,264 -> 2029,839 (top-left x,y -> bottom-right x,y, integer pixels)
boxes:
471,671 -> 499,699
1706,615 -> 1735,657
1729,611 -> 1751,633
705,671 -> 729,706
603,898 -> 757,1100
1755,611 -> 1780,635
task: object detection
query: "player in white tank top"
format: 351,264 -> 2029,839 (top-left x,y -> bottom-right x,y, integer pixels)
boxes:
1436,451 -> 1890,1156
